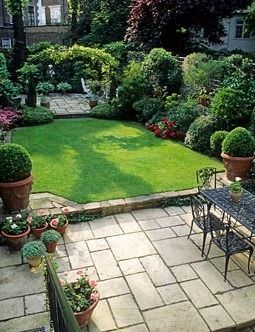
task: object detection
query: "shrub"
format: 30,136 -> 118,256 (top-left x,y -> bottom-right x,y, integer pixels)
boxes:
210,131 -> 228,157
41,229 -> 61,244
0,143 -> 32,182
142,48 -> 182,97
0,107 -> 22,130
165,98 -> 200,134
210,87 -> 250,129
133,98 -> 164,123
222,127 -> 255,157
21,106 -> 54,126
0,53 -> 8,80
36,82 -> 54,95
90,103 -> 121,119
56,82 -> 72,93
185,115 -> 218,154
146,118 -> 181,140
22,241 -> 46,259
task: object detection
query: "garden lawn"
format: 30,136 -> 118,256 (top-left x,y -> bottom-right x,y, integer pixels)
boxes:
13,119 -> 223,203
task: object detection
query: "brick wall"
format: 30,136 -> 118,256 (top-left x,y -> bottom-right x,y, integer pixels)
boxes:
25,25 -> 69,45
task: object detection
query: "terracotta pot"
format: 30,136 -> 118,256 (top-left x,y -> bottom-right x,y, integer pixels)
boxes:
26,256 -> 42,268
50,220 -> 68,235
45,241 -> 58,253
74,297 -> 99,327
221,153 -> 254,181
0,175 -> 33,212
31,222 -> 48,239
89,100 -> 98,109
1,226 -> 31,251
230,191 -> 243,203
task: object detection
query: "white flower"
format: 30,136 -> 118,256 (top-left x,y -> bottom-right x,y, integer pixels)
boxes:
16,214 -> 22,219
11,224 -> 18,229
6,217 -> 13,222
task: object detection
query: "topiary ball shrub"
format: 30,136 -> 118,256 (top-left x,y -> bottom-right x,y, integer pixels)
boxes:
21,106 -> 54,126
133,98 -> 164,123
184,115 -> 218,154
210,131 -> 228,158
90,103 -> 121,120
0,143 -> 32,182
222,127 -> 255,157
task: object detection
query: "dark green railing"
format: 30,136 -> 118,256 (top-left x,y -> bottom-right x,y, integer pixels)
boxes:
45,256 -> 80,332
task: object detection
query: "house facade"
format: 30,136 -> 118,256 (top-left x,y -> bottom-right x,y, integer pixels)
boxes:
0,0 -> 69,48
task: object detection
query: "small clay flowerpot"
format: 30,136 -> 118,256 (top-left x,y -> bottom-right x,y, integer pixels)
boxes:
1,226 -> 31,251
88,100 -> 98,109
230,191 -> 243,203
31,222 -> 48,239
27,256 -> 42,268
74,296 -> 99,327
50,220 -> 68,236
45,241 -> 58,253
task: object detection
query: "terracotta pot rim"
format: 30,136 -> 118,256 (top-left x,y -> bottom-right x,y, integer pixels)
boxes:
0,175 -> 33,188
221,153 -> 254,162
31,222 -> 48,230
50,220 -> 68,228
1,226 -> 31,239
74,295 -> 100,316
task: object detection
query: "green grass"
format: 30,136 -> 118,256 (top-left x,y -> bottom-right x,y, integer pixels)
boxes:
13,119 -> 223,203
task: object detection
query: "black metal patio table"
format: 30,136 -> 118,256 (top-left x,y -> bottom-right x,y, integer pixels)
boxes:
200,187 -> 255,236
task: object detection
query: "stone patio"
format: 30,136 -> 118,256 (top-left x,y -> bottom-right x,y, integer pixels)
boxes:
1,201 -> 255,332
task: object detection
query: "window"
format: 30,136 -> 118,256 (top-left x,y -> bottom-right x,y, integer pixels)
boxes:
235,18 -> 251,39
2,38 -> 12,49
27,6 -> 35,26
49,5 -> 61,24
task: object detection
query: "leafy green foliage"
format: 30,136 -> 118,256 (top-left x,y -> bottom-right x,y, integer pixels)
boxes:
5,0 -> 29,15
185,115 -> 219,154
222,127 -> 255,157
20,106 -> 54,126
41,230 -> 61,244
90,103 -> 121,119
0,143 -> 32,182
56,82 -> 72,93
142,48 -> 182,97
1,214 -> 28,235
210,130 -> 228,157
36,82 -> 54,95
29,214 -> 50,229
210,87 -> 251,129
0,53 -> 8,80
22,241 -> 46,258
0,53 -> 19,106
133,98 -> 164,123
229,181 -> 243,193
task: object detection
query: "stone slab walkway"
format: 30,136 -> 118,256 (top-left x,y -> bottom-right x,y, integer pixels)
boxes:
49,93 -> 91,117
1,202 -> 255,332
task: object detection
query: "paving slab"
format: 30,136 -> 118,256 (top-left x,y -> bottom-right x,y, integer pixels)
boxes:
115,213 -> 141,233
155,215 -> 185,227
66,241 -> 93,269
89,216 -> 123,238
108,294 -> 144,328
171,264 -> 198,282
0,297 -> 24,320
144,301 -> 209,332
145,228 -> 176,241
91,249 -> 122,280
164,206 -> 185,216
87,238 -> 109,252
0,246 -> 22,267
227,269 -> 254,288
200,305 -> 235,331
107,232 -> 156,260
64,223 -> 94,243
97,277 -> 130,299
126,273 -> 163,310
25,293 -> 47,314
118,258 -> 145,275
116,324 -> 149,332
0,312 -> 50,332
154,237 -> 203,267
89,299 -> 116,331
171,224 -> 192,236
132,208 -> 168,220
157,284 -> 187,305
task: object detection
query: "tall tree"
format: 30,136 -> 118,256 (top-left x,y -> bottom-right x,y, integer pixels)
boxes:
68,0 -> 80,45
5,0 -> 28,78
126,0 -> 252,53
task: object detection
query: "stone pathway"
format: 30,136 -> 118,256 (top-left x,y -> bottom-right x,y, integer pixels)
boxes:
49,93 -> 91,117
1,201 -> 255,332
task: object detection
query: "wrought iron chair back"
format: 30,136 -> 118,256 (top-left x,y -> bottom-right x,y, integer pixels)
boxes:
196,167 -> 217,191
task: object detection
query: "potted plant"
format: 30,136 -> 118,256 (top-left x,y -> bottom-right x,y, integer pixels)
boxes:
50,214 -> 68,235
21,240 -> 46,267
229,181 -> 243,203
41,229 -> 61,253
61,271 -> 99,327
221,127 -> 255,181
0,143 -> 33,212
1,214 -> 30,251
56,82 -> 72,94
36,82 -> 54,108
29,214 -> 49,239
86,80 -> 102,109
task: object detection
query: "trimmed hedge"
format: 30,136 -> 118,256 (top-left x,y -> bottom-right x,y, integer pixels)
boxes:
21,106 -> 54,126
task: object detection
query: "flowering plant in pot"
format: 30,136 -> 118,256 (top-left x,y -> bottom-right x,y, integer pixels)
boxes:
0,143 -> 33,212
221,127 -> 255,181
41,229 -> 61,253
61,271 -> 99,327
28,214 -> 50,239
50,214 -> 68,235
21,240 -> 46,267
1,214 -> 30,250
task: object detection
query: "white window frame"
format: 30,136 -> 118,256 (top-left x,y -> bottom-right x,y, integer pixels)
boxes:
235,17 -> 251,39
48,5 -> 61,24
2,37 -> 12,49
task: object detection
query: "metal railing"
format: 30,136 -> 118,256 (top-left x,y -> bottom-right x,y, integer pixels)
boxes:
45,256 -> 80,332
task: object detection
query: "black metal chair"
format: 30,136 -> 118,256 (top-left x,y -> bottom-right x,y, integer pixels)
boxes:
206,222 -> 253,281
196,167 -> 217,191
188,195 -> 224,257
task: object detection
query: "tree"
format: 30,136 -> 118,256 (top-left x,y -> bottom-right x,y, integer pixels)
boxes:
68,0 -> 80,45
5,0 -> 29,78
246,1 -> 255,33
126,0 -> 252,53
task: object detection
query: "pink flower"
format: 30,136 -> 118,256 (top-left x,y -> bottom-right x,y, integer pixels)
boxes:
89,279 -> 97,288
27,216 -> 33,224
51,218 -> 59,227
63,207 -> 70,213
90,293 -> 99,302
59,279 -> 65,286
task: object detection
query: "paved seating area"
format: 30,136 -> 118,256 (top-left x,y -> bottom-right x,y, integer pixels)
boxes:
1,197 -> 255,332
49,93 -> 91,117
